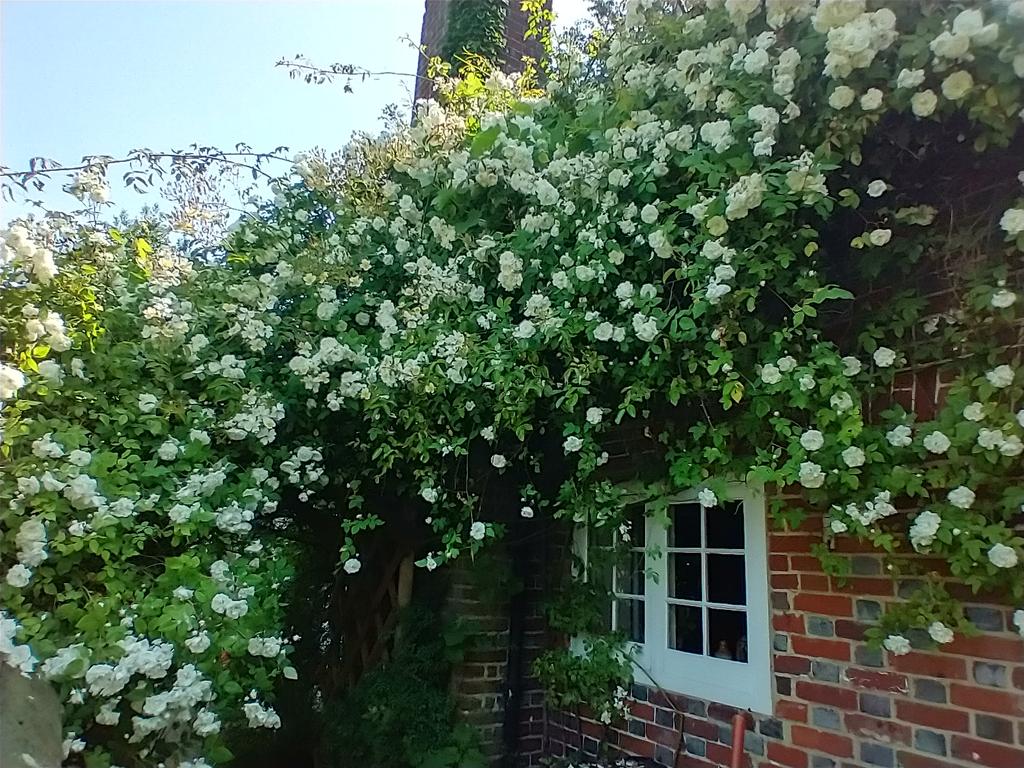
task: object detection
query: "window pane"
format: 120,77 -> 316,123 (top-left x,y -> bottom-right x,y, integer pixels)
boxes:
706,500 -> 744,549
668,604 -> 703,654
614,550 -> 645,597
668,553 -> 701,601
624,503 -> 646,546
669,503 -> 701,548
709,608 -> 748,664
615,598 -> 645,643
707,554 -> 746,605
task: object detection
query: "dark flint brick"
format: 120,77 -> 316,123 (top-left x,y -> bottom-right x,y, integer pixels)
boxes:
759,718 -> 784,739
861,742 -> 894,767
631,683 -> 649,701
859,693 -> 892,718
812,706 -> 841,730
855,644 -> 884,668
973,661 -> 1007,688
808,616 -> 836,637
897,579 -> 924,599
774,632 -> 790,652
776,675 -> 792,696
913,678 -> 946,703
906,628 -> 929,648
684,736 -> 706,757
744,731 -> 765,756
628,718 -> 646,737
914,729 -> 947,756
975,714 -> 1014,743
855,600 -> 882,622
811,757 -> 838,768
654,744 -> 674,766
812,660 -> 841,682
965,605 -> 1004,631
655,708 -> 675,728
851,556 -> 882,575
772,592 -> 790,610
685,698 -> 707,718
717,723 -> 733,744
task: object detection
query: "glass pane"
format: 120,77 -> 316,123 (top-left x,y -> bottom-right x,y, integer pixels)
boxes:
614,550 -> 645,596
623,503 -> 646,546
707,554 -> 746,605
615,598 -> 645,643
668,604 -> 703,654
669,503 -> 701,548
668,553 -> 701,601
706,500 -> 744,549
709,609 -> 748,664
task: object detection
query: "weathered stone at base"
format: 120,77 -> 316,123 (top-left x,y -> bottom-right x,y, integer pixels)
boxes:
0,664 -> 62,768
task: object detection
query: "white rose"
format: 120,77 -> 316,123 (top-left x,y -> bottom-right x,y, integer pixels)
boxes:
963,402 -> 985,421
923,431 -> 951,454
520,506 -> 534,519
469,521 -> 486,541
999,436 -> 1023,457
841,446 -> 866,467
947,486 -> 975,509
828,86 -> 856,110
640,203 -> 659,224
490,454 -> 508,469
5,564 -> 31,588
563,436 -> 584,453
138,393 -> 159,413
896,69 -> 925,89
883,635 -> 911,656
887,425 -> 913,447
1013,609 -> 1024,639
873,347 -> 897,367
830,519 -> 848,534
1000,208 -> 1024,236
991,289 -> 1016,309
697,488 -> 717,508
798,461 -> 825,489
586,407 -> 603,425
986,365 -> 1014,388
911,90 -> 938,118
800,430 -> 824,451
860,88 -> 883,111
841,356 -> 862,376
941,71 -> 973,101
927,622 -> 954,644
0,364 -> 27,400
987,543 -> 1019,569
343,558 -> 361,575
760,364 -> 782,384
866,180 -> 887,198
777,356 -> 797,372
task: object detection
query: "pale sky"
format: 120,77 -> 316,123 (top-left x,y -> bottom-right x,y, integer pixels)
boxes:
0,0 -> 590,220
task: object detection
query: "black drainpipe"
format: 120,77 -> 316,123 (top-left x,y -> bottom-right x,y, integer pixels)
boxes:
501,525 -> 530,767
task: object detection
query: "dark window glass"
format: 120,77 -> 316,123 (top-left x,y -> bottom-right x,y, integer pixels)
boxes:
668,604 -> 703,654
669,503 -> 701,548
616,598 -> 645,643
708,609 -> 748,664
706,500 -> 744,549
615,550 -> 646,597
624,504 -> 647,546
668,553 -> 701,601
707,554 -> 746,605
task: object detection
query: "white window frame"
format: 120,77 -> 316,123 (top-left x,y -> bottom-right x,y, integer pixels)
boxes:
576,482 -> 772,714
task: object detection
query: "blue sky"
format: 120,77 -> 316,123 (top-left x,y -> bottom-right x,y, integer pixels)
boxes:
1,0 -> 588,219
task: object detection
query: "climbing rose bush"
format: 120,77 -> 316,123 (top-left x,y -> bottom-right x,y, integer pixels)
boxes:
3,0 -> 1024,763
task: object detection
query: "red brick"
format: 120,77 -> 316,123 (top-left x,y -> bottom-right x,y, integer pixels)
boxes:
794,681 -> 857,710
844,667 -> 908,693
896,752 -> 962,768
766,741 -> 808,768
798,574 -> 830,591
769,554 -> 790,571
616,732 -> 655,758
776,699 -> 808,723
770,534 -> 821,554
686,717 -> 719,740
950,683 -> 1024,716
945,635 -> 1024,663
843,713 -> 911,744
774,613 -> 805,633
791,725 -> 854,758
792,594 -> 852,617
644,722 -> 678,747
951,735 -> 1024,768
834,619 -> 867,641
772,573 -> 799,589
829,576 -> 895,596
890,651 -> 967,679
789,555 -> 822,572
1014,666 -> 1024,690
775,655 -> 812,675
628,701 -> 654,720
791,635 -> 852,661
895,700 -> 970,731
678,755 -> 714,768
707,740 -> 751,768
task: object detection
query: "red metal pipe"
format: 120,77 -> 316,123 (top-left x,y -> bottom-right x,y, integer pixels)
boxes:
729,712 -> 747,768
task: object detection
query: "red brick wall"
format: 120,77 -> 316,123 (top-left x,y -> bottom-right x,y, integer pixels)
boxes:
543,502 -> 1024,768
